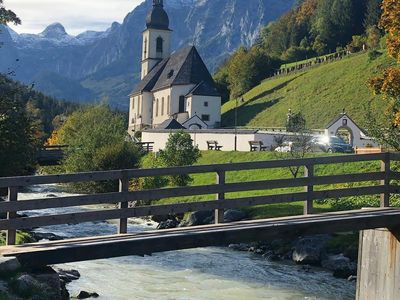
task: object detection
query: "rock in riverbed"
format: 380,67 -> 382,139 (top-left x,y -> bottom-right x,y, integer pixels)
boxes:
77,291 -> 100,299
224,209 -> 248,222
0,257 -> 21,275
321,254 -> 357,278
292,235 -> 332,265
54,267 -> 81,283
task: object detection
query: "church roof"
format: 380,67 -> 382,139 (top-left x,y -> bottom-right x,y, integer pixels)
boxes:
130,59 -> 168,95
186,81 -> 221,97
146,0 -> 170,30
131,46 -> 221,97
157,118 -> 186,130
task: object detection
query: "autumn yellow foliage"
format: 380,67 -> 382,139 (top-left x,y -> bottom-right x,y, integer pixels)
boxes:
45,129 -> 59,146
380,0 -> 400,63
368,0 -> 400,126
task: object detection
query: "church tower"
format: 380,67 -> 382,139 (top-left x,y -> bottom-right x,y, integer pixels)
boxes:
141,0 -> 172,79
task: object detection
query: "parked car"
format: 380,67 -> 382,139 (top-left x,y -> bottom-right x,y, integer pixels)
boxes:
312,136 -> 354,153
274,142 -> 293,153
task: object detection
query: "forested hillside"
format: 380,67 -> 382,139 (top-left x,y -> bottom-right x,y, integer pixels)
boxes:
0,74 -> 79,136
0,74 -> 79,178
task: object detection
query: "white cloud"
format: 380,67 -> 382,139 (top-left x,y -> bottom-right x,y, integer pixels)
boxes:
5,0 -> 144,35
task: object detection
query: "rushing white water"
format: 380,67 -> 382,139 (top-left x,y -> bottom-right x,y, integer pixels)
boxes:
19,185 -> 356,300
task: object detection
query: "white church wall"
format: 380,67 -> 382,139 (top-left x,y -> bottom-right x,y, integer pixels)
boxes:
152,88 -> 172,126
189,95 -> 221,128
128,95 -> 136,134
141,92 -> 153,126
171,85 -> 195,115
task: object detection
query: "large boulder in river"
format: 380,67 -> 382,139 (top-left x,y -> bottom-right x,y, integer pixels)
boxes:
77,291 -> 99,299
292,235 -> 332,265
157,218 -> 179,230
0,257 -> 21,275
321,254 -> 357,278
183,211 -> 214,226
224,209 -> 247,222
13,274 -> 44,297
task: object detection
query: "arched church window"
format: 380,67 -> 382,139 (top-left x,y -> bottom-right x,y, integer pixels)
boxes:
179,95 -> 185,113
167,96 -> 170,115
156,37 -> 163,54
144,38 -> 147,58
161,97 -> 165,116
156,98 -> 159,117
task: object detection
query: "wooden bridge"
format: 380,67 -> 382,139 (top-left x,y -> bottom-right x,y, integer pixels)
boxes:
1,153 -> 400,298
36,145 -> 68,166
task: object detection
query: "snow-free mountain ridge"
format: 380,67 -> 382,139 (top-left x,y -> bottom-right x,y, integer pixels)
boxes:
0,0 -> 295,108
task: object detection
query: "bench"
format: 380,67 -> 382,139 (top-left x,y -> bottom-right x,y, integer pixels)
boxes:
136,142 -> 154,152
249,141 -> 268,152
207,140 -> 223,151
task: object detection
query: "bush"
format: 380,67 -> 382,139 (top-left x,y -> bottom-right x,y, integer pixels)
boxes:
159,131 -> 201,186
138,154 -> 169,190
55,105 -> 142,192
368,50 -> 383,61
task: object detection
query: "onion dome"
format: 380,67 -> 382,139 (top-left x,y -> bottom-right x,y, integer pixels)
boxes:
146,0 -> 170,30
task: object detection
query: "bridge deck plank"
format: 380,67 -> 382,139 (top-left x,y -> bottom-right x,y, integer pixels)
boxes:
2,208 -> 400,267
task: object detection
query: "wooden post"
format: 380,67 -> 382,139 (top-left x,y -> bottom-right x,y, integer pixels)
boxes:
118,175 -> 130,234
304,164 -> 314,215
380,153 -> 390,208
6,187 -> 18,246
215,170 -> 225,224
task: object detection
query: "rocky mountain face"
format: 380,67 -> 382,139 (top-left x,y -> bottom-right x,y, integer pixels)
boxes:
0,0 -> 295,109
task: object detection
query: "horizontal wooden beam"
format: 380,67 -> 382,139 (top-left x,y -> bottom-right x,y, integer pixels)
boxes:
3,208 -> 400,267
0,172 -> 384,213
390,185 -> 400,194
390,152 -> 400,161
0,185 -> 385,230
0,153 -> 386,188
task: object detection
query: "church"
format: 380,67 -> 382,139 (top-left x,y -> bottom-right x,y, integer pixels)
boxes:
128,0 -> 222,133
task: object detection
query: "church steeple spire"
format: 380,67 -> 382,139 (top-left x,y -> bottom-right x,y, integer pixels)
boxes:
153,0 -> 163,6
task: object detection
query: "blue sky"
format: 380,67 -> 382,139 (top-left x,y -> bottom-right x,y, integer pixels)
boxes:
6,0 -> 143,35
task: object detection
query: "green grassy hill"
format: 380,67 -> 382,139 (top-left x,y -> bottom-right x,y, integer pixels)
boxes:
221,52 -> 396,129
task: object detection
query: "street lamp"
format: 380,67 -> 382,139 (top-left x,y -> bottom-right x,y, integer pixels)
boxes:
234,97 -> 240,151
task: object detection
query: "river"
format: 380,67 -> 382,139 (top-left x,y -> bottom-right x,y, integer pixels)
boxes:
18,185 -> 356,300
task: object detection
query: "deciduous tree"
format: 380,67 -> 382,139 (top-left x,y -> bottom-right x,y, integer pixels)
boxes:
366,0 -> 400,150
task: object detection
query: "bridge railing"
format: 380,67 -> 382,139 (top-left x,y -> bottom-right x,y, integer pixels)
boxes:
0,153 -> 399,246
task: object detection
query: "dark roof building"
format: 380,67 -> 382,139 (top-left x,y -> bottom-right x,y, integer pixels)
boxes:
131,46 -> 220,96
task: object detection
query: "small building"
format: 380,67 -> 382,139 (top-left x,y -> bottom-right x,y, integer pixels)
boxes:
128,0 -> 221,134
325,112 -> 379,148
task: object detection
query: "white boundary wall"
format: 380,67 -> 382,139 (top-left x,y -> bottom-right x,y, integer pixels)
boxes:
141,129 -> 311,152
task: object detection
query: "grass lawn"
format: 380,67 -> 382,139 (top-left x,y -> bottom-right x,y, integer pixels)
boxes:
0,231 -> 36,246
153,151 -> 386,219
221,51 -> 396,130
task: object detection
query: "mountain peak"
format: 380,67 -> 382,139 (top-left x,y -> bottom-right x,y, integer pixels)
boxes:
40,23 -> 68,38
